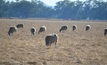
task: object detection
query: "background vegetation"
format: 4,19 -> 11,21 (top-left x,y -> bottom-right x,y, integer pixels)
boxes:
0,0 -> 107,20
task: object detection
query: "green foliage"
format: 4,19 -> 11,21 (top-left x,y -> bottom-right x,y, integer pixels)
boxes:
0,0 -> 107,20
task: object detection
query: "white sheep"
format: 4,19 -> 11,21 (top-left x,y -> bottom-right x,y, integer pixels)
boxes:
45,33 -> 59,47
38,26 -> 47,34
8,26 -> 17,36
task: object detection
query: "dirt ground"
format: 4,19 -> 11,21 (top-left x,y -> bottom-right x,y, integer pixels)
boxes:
0,19 -> 107,65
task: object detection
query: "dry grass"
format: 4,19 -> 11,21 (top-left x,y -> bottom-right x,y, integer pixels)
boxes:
0,19 -> 107,65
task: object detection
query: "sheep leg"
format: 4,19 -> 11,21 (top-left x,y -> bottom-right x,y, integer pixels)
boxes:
104,33 -> 106,36
54,42 -> 57,48
49,41 -> 51,46
33,33 -> 34,36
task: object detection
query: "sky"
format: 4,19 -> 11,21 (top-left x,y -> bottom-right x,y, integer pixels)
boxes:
6,0 -> 85,6
6,0 -> 106,6
40,0 -> 83,6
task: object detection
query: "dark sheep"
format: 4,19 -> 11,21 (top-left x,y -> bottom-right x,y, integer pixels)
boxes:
72,25 -> 77,31
59,25 -> 68,32
86,25 -> 91,31
104,28 -> 107,36
38,26 -> 47,34
8,26 -> 17,36
30,27 -> 36,36
16,24 -> 24,28
45,33 -> 59,46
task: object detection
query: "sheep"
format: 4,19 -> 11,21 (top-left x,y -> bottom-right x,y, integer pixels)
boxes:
59,25 -> 68,32
72,24 -> 77,31
30,27 -> 36,36
8,26 -> 17,36
16,24 -> 24,28
86,25 -> 91,31
104,28 -> 107,36
45,33 -> 59,47
38,26 -> 47,34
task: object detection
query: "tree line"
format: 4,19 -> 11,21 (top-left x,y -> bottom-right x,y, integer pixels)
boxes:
0,0 -> 107,20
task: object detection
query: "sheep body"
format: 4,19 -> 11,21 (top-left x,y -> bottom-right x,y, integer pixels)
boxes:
86,25 -> 91,31
8,26 -> 17,36
72,25 -> 77,31
59,25 -> 68,32
104,28 -> 107,36
45,33 -> 59,46
30,27 -> 36,36
38,26 -> 47,34
16,24 -> 23,28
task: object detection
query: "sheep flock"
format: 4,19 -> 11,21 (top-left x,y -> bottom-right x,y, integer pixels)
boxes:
7,22 -> 107,47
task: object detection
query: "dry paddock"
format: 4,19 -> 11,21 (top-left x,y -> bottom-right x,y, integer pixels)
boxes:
0,19 -> 107,65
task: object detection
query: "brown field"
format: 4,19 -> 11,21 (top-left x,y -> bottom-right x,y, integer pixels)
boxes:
0,19 -> 107,65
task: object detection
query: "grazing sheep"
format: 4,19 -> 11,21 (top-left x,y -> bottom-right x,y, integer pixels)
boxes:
86,25 -> 91,31
72,24 -> 77,31
30,27 -> 36,36
16,24 -> 23,28
104,28 -> 107,36
38,26 -> 47,34
45,33 -> 59,46
8,26 -> 17,36
59,25 -> 68,32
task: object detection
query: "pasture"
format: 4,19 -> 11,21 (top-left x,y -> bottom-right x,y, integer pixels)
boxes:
0,19 -> 107,65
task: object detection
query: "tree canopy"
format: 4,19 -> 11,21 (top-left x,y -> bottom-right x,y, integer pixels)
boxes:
0,0 -> 107,20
